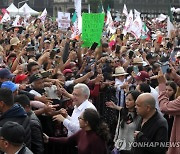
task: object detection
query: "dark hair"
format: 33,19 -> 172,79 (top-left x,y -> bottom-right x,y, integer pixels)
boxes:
14,95 -> 30,108
166,81 -> 177,101
120,90 -> 141,128
139,83 -> 151,93
0,88 -> 14,106
102,43 -> 109,48
27,62 -> 39,72
83,108 -> 110,142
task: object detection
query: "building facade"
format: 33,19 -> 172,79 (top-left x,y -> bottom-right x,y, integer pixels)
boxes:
113,0 -> 180,18
53,0 -> 89,17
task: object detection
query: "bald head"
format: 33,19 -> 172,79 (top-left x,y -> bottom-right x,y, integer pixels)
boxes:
137,93 -> 156,109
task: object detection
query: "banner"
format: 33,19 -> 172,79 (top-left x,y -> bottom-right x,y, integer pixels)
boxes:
0,13 -> 10,23
57,12 -> 70,30
123,4 -> 128,16
123,10 -> 133,35
39,8 -> 47,23
82,13 -> 105,47
130,15 -> 142,39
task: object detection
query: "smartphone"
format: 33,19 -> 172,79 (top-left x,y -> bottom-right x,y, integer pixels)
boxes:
120,34 -> 124,41
161,63 -> 170,74
133,66 -> 139,74
50,50 -> 56,59
41,71 -> 52,78
72,41 -> 76,48
129,51 -> 134,59
0,24 -> 3,30
115,45 -> 120,53
90,42 -> 98,50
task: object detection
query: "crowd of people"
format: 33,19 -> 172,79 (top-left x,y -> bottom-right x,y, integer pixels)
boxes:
0,12 -> 179,154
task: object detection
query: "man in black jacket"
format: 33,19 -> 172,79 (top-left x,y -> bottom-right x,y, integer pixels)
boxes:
0,88 -> 31,149
0,121 -> 33,154
15,94 -> 44,154
132,93 -> 168,154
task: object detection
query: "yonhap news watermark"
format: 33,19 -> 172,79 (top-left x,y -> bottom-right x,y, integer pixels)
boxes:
115,139 -> 180,150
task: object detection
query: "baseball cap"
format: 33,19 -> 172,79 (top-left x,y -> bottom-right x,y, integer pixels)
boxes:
29,73 -> 43,83
1,81 -> 18,92
63,69 -> 73,75
0,68 -> 14,79
0,121 -> 25,144
15,74 -> 28,83
135,71 -> 150,81
44,40 -> 51,44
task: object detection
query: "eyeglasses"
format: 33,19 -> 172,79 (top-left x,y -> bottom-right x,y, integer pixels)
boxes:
78,116 -> 84,120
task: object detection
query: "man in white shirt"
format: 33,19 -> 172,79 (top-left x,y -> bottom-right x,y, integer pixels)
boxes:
53,83 -> 96,136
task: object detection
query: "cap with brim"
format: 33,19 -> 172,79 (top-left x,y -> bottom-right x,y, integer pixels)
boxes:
1,81 -> 18,92
133,57 -> 144,64
0,68 -> 14,79
112,66 -> 128,77
15,74 -> 28,83
29,73 -> 43,83
44,40 -> 51,43
10,37 -> 20,46
0,121 -> 25,144
135,71 -> 150,81
63,69 -> 73,75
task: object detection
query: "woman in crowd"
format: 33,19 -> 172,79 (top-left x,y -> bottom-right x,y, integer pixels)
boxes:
43,108 -> 110,154
106,90 -> 141,154
164,81 -> 177,141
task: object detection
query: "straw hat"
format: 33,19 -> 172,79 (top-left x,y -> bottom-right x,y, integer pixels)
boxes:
10,37 -> 20,46
133,56 -> 144,64
112,67 -> 128,77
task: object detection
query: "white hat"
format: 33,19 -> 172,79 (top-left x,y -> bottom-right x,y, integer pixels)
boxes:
176,51 -> 180,58
112,67 -> 128,77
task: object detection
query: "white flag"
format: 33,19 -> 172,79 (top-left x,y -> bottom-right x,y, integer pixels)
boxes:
106,9 -> 112,26
134,9 -> 140,18
123,10 -> 133,35
123,4 -> 128,16
130,15 -> 143,39
156,14 -> 167,22
12,15 -> 21,26
167,17 -> 175,38
1,13 -> 10,23
39,8 -> 47,23
74,0 -> 82,34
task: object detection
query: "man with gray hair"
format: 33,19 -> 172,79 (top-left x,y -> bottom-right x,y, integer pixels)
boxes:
53,83 -> 96,136
132,93 -> 168,154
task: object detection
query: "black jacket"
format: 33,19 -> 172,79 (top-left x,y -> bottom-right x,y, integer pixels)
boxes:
28,111 -> 44,154
0,104 -> 31,149
17,145 -> 33,154
132,111 -> 168,154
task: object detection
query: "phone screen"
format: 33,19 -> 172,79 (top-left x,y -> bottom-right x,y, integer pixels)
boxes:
0,24 -> 3,30
161,64 -> 170,73
90,42 -> 98,50
133,66 -> 139,74
115,45 -> 120,53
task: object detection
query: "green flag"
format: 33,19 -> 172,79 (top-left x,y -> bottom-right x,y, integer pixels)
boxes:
168,0 -> 173,22
71,12 -> 77,23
